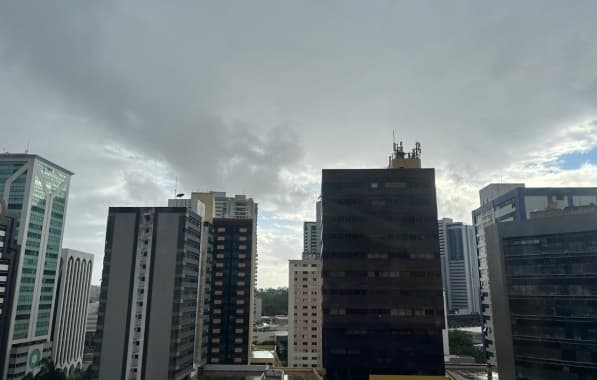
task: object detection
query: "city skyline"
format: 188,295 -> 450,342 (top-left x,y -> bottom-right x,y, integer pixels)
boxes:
1,2 -> 597,289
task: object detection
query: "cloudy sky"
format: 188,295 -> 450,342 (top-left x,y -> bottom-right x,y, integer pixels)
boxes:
1,1 -> 596,288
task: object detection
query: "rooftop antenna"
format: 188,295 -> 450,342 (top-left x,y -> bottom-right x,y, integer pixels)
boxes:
412,142 -> 421,159
24,140 -> 30,154
174,176 -> 178,197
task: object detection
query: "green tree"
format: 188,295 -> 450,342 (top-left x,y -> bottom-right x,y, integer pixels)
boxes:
67,365 -> 96,380
449,330 -> 484,363
257,287 -> 288,316
22,359 -> 66,380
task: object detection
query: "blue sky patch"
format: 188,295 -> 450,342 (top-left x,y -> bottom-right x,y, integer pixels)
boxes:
557,147 -> 597,170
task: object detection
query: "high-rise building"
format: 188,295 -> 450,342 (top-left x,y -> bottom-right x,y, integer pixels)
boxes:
303,222 -> 321,257
194,192 -> 259,365
205,218 -> 256,364
321,142 -> 445,380
0,210 -> 19,378
303,199 -> 322,258
193,192 -> 257,220
191,192 -> 258,366
93,203 -> 203,380
85,301 -> 99,347
0,154 -> 72,379
438,218 -> 478,315
473,184 -> 597,368
51,249 -> 93,375
483,206 -> 597,379
289,200 -> 323,369
288,257 -> 322,369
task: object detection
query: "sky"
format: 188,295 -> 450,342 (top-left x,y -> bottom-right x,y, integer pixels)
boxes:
1,1 -> 596,288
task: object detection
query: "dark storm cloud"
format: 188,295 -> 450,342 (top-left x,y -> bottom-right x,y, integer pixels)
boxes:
1,1 -> 597,286
0,1 -> 306,210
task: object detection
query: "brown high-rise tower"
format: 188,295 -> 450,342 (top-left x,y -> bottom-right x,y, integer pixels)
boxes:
321,142 -> 445,380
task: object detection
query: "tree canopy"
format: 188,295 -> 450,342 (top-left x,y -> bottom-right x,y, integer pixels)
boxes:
257,287 -> 288,316
449,330 -> 484,363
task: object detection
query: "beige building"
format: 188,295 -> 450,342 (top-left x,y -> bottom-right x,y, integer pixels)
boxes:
288,258 -> 321,369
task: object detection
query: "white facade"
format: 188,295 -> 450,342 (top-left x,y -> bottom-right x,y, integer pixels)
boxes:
438,218 -> 478,314
288,259 -> 321,369
52,249 -> 94,375
212,192 -> 258,219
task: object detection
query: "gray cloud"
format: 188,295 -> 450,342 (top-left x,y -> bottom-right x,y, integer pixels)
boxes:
1,1 -> 597,286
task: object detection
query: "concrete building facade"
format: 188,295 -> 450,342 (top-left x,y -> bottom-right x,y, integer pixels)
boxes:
193,192 -> 257,220
254,296 -> 263,322
472,183 -> 597,368
303,200 -> 322,258
303,222 -> 321,257
484,207 -> 597,379
0,154 -> 72,379
93,204 -> 203,380
438,218 -> 478,314
51,249 -> 93,375
288,258 -> 322,369
85,301 -> 99,342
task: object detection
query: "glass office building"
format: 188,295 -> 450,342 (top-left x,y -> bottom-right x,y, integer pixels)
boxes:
0,154 -> 72,379
484,207 -> 597,379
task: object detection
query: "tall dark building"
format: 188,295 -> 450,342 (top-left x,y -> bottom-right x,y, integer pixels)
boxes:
484,206 -> 597,379
0,211 -> 19,378
321,143 -> 445,380
205,218 -> 255,364
93,204 -> 203,380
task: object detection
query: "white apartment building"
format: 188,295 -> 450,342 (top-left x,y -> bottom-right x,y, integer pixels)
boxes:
438,218 -> 478,314
288,258 -> 321,369
52,249 -> 94,375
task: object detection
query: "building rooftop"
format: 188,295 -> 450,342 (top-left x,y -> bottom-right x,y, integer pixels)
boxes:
197,364 -> 284,380
0,153 -> 74,175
